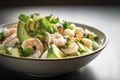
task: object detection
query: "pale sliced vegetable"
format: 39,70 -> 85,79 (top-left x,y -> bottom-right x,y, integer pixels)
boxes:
85,29 -> 97,39
76,42 -> 86,52
69,51 -> 81,56
40,50 -> 48,59
7,47 -> 20,57
6,38 -> 19,47
44,32 -> 52,44
92,41 -> 99,50
28,50 -> 41,59
85,46 -> 93,53
47,44 -> 65,58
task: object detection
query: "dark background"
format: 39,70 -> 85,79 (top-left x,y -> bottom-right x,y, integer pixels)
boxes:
0,0 -> 120,6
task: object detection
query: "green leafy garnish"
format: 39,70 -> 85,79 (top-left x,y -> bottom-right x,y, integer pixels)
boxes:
19,14 -> 30,23
62,21 -> 71,29
30,13 -> 39,19
22,47 -> 33,57
19,13 -> 40,23
46,14 -> 59,24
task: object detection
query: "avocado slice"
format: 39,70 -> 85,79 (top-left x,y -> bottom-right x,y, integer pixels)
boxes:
25,17 -> 44,40
7,47 -> 20,57
25,18 -> 33,32
34,18 -> 40,30
31,18 -> 40,30
26,18 -> 38,32
47,44 -> 65,59
27,18 -> 41,37
17,20 -> 31,42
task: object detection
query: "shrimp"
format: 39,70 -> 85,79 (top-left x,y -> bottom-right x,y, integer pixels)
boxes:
50,32 -> 66,46
45,32 -> 66,46
12,24 -> 17,28
6,38 -> 19,47
82,38 -> 92,49
61,42 -> 79,54
2,33 -> 17,45
63,29 -> 75,38
57,26 -> 63,34
3,28 -> 17,37
75,27 -> 84,41
55,23 -> 63,34
21,38 -> 44,53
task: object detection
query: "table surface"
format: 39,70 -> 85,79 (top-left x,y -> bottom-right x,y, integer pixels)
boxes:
0,6 -> 120,80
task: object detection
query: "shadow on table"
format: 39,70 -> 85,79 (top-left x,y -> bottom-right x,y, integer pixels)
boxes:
0,65 -> 97,80
17,66 -> 97,80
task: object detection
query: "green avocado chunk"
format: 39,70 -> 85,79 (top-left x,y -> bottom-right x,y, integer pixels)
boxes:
47,44 -> 65,59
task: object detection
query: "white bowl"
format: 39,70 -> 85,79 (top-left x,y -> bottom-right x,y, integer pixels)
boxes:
0,22 -> 108,77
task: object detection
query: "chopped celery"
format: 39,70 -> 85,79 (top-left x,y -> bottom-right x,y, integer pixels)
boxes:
39,17 -> 56,33
7,47 -> 20,57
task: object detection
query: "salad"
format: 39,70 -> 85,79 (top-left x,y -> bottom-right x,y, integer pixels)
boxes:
0,13 -> 99,59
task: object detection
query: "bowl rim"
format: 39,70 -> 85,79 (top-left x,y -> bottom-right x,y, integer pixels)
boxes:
0,22 -> 109,61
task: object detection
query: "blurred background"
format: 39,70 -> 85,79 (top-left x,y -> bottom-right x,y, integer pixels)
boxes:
0,0 -> 120,6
